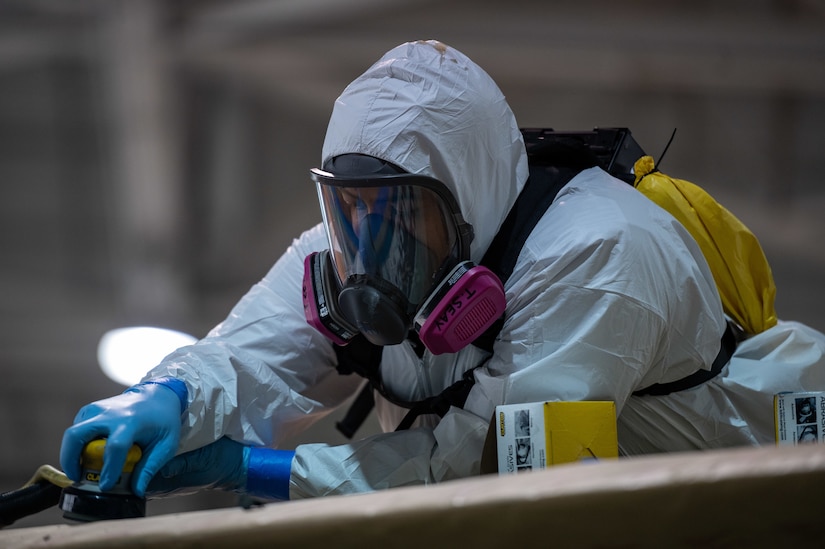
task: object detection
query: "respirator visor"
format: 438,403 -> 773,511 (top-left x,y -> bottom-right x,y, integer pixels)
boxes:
311,168 -> 471,313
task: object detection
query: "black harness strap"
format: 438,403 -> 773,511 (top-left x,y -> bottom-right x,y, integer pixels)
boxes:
632,321 -> 739,397
334,338 -> 478,436
480,165 -> 584,286
335,378 -> 376,439
394,367 -> 480,431
333,336 -> 383,438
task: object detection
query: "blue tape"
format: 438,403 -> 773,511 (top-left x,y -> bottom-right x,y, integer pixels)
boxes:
246,447 -> 295,501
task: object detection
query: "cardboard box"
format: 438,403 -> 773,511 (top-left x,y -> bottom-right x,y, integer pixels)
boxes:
775,391 -> 825,445
495,401 -> 618,474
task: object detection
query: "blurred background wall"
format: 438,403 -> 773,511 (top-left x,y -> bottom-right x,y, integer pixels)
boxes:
1,0 -> 823,528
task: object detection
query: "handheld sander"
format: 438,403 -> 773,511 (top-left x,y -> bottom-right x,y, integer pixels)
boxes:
1,440 -> 146,528
59,440 -> 146,522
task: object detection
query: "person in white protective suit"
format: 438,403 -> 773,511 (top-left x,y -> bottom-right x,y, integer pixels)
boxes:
61,40 -> 825,501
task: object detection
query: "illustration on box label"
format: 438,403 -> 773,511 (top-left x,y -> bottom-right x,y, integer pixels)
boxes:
497,402 -> 546,473
775,392 -> 825,445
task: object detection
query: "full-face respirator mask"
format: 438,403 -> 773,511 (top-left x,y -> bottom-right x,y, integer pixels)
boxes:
302,155 -> 506,355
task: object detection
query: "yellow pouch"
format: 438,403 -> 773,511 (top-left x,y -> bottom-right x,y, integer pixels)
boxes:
634,156 -> 777,334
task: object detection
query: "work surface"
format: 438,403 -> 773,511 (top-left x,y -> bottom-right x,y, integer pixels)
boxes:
3,444 -> 824,549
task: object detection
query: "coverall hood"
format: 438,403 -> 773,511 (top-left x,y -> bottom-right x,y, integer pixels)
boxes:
321,40 -> 530,262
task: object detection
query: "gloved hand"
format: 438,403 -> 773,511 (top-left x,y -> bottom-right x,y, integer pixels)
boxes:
147,437 -> 295,501
147,436 -> 248,497
60,378 -> 187,498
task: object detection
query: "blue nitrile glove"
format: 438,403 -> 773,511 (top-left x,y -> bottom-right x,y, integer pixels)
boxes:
147,437 -> 294,501
60,377 -> 187,497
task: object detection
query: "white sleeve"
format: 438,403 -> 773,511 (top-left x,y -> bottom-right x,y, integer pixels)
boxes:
145,224 -> 363,454
290,406 -> 489,498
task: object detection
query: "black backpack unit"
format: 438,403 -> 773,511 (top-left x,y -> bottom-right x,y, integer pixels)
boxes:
332,128 -> 734,438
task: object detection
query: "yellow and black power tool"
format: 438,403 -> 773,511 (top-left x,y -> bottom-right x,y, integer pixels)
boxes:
59,440 -> 146,522
0,440 -> 146,528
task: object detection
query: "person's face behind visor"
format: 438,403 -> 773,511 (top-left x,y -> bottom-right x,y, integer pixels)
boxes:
313,171 -> 468,314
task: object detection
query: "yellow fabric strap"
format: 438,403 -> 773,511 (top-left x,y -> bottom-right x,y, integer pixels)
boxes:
633,156 -> 777,334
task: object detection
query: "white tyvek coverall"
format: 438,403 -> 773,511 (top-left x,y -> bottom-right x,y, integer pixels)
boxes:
146,40 -> 825,498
